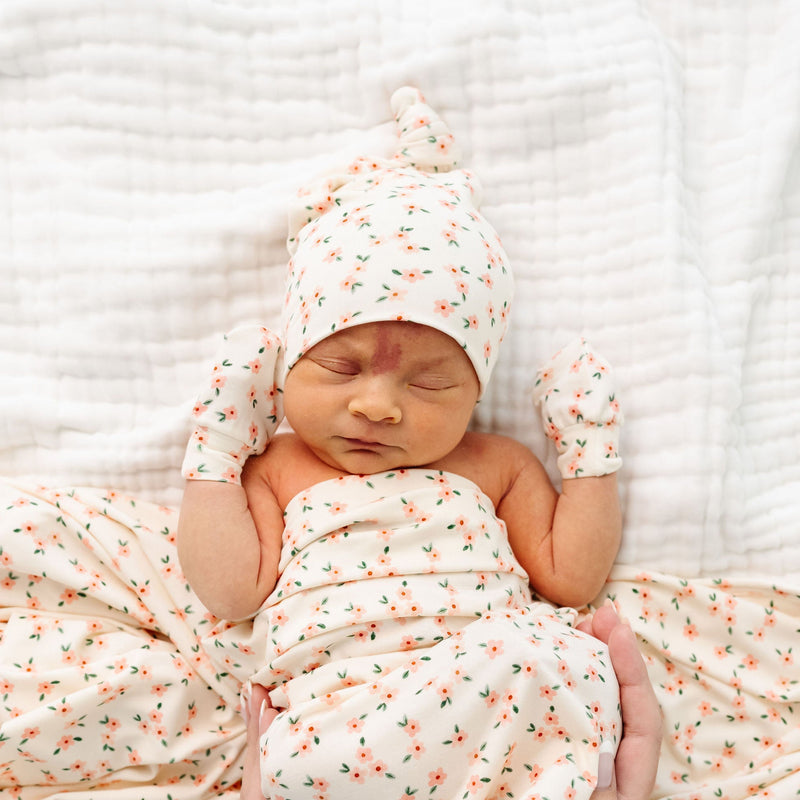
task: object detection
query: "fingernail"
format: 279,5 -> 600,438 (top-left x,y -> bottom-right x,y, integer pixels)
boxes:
259,698 -> 267,725
597,740 -> 614,789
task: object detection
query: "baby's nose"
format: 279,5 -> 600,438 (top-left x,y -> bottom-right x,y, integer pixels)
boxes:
347,381 -> 402,423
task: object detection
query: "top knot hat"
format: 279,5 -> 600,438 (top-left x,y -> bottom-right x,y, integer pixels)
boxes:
282,87 -> 514,397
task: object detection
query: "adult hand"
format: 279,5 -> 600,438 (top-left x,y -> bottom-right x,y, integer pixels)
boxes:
581,603 -> 662,800
240,682 -> 279,800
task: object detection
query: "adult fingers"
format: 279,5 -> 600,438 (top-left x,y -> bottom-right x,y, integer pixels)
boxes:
607,620 -> 662,800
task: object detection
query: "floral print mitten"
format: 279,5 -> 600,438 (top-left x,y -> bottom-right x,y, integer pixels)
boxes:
181,325 -> 284,485
532,338 -> 622,479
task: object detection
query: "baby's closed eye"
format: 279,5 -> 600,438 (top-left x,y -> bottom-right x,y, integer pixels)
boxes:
409,374 -> 459,391
312,356 -> 360,376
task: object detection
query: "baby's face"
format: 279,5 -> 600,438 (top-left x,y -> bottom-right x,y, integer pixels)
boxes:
283,321 -> 479,474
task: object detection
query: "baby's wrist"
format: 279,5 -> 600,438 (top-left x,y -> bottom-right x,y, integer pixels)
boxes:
181,427 -> 254,484
551,420 -> 622,479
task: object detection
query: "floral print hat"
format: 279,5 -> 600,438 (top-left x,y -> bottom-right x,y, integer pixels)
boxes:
282,86 -> 514,398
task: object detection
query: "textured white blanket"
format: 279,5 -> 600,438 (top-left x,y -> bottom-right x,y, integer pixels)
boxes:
1,0 -> 799,577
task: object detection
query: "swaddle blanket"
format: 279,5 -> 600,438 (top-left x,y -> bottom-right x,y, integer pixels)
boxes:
250,469 -> 620,799
0,480 -> 246,797
2,477 -> 799,799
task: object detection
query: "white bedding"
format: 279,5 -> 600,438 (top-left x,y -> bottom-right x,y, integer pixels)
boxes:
2,0 -> 799,581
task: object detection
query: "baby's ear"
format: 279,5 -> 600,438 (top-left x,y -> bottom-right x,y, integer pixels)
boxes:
390,86 -> 462,173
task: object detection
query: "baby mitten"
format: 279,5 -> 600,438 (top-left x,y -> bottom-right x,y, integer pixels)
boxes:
532,338 -> 622,479
181,325 -> 284,484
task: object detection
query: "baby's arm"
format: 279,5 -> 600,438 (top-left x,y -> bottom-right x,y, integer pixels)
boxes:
499,460 -> 621,609
177,326 -> 284,620
499,339 -> 623,608
178,479 -> 283,620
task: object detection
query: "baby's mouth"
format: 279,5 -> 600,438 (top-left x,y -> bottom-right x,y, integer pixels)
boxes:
341,437 -> 390,450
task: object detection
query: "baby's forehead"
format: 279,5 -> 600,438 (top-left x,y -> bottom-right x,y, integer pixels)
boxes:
307,321 -> 466,368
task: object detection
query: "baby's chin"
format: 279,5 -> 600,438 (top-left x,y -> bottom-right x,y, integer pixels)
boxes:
309,442 -> 420,476
328,451 -> 414,476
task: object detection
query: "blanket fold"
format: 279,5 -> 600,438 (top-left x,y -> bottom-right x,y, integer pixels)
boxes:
0,481 -> 251,798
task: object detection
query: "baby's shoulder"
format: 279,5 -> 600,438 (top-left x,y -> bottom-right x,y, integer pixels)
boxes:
246,433 -> 342,509
248,432 -> 305,479
457,430 -> 535,464
442,432 -> 541,505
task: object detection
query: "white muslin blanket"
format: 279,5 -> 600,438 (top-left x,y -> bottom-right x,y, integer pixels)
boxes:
1,0 -> 799,578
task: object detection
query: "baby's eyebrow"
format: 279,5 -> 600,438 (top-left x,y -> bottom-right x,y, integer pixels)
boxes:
309,337 -> 460,374
308,339 -> 361,358
411,355 -> 450,369
406,354 -> 462,375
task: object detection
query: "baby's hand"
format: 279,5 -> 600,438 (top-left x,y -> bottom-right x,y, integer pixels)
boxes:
532,338 -> 622,479
181,325 -> 284,484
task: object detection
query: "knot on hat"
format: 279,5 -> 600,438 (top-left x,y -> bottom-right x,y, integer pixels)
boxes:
390,86 -> 462,173
288,88 -> 469,253
281,87 -> 514,398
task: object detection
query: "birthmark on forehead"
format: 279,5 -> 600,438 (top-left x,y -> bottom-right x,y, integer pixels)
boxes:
371,325 -> 404,374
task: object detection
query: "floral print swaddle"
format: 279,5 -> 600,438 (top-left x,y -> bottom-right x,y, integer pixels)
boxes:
251,469 -> 620,799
